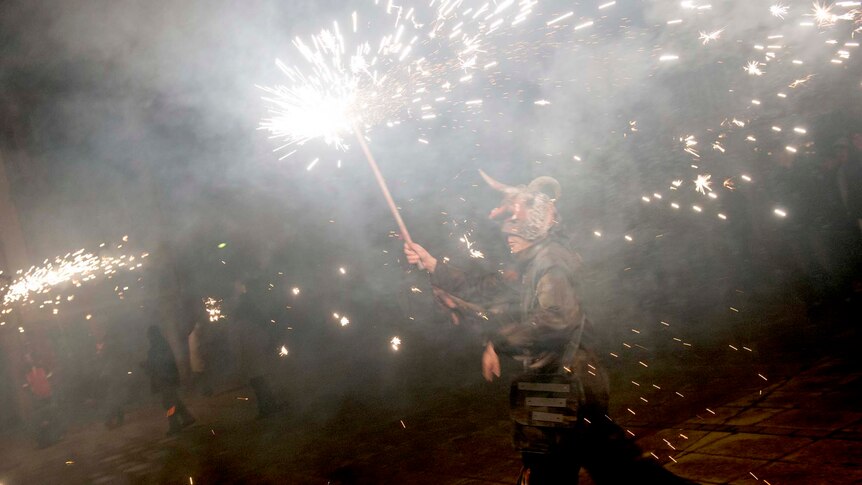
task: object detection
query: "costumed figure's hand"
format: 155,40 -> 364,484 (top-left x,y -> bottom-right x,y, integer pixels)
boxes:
482,343 -> 501,382
404,243 -> 437,273
432,287 -> 462,325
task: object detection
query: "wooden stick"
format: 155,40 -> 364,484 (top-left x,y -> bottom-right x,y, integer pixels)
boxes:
352,125 -> 414,245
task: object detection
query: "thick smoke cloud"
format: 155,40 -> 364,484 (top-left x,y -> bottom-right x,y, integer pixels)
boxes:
1,0 -> 860,431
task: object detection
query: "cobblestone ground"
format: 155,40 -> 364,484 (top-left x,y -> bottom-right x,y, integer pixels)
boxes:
0,378 -> 521,484
620,357 -> 862,485
1,313 -> 859,484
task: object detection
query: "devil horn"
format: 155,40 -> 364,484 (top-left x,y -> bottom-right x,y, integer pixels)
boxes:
528,176 -> 561,200
479,169 -> 518,194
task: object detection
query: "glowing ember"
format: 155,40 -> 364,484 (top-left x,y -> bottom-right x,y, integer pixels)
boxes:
699,28 -> 724,45
694,174 -> 713,194
460,234 -> 485,259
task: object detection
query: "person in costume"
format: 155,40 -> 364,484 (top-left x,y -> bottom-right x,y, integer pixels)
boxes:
405,171 -> 693,484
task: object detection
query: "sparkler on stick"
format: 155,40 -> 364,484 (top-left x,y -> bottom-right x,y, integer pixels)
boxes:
260,1 -> 628,253
258,8 -> 480,263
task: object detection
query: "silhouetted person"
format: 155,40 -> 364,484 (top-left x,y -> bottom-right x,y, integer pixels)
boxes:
142,325 -> 195,435
234,280 -> 280,418
831,132 -> 862,299
831,133 -> 862,235
815,116 -> 862,300
23,353 -> 63,448
100,326 -> 131,429
188,320 -> 213,397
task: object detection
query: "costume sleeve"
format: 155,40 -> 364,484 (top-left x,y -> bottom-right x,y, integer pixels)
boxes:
430,261 -> 510,303
490,267 -> 580,356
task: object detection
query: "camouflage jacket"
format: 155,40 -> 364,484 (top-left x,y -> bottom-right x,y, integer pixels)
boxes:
431,234 -> 592,371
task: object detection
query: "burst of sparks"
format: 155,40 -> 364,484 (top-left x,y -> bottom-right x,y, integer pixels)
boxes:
811,1 -> 854,26
694,174 -> 713,194
699,28 -> 724,45
2,245 -> 146,309
204,297 -> 225,322
744,61 -> 764,76
258,1 -> 860,383
278,345 -> 289,357
258,14 -> 414,156
258,37 -> 363,155
771,3 -> 789,19
258,0 -> 543,162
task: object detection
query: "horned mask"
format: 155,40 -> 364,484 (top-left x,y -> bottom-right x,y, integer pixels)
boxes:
479,170 -> 561,241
